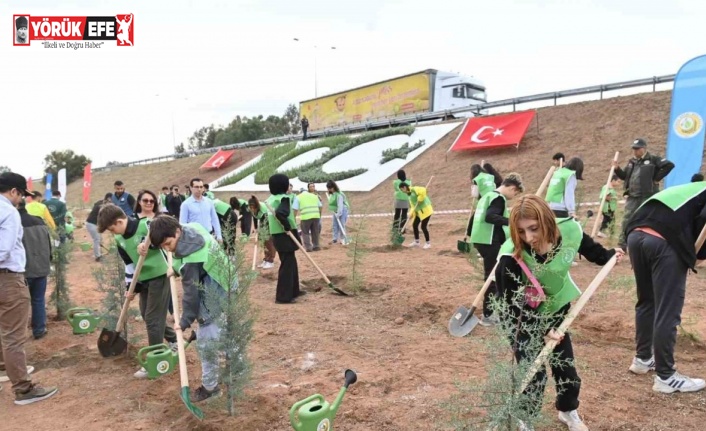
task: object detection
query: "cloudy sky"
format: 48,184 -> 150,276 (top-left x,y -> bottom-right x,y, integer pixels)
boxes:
1,0 -> 704,178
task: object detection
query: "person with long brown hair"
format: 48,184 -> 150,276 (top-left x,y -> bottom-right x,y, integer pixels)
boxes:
494,195 -> 623,431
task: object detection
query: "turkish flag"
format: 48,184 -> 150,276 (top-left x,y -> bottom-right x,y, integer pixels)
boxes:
28,177 -> 33,191
82,163 -> 92,203
200,149 -> 236,170
448,110 -> 536,152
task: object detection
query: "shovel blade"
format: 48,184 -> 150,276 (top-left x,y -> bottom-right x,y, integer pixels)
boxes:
457,240 -> 471,253
448,306 -> 480,337
328,283 -> 349,296
97,328 -> 128,357
181,386 -> 204,420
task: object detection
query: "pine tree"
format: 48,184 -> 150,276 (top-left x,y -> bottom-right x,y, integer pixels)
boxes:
50,238 -> 73,320
346,215 -> 370,293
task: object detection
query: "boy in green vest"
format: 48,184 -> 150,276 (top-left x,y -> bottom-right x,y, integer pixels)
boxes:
495,195 -> 623,431
148,215 -> 235,402
545,157 -> 583,218
597,175 -> 620,238
470,173 -> 523,326
97,204 -> 177,379
624,182 -> 706,394
268,174 -> 302,303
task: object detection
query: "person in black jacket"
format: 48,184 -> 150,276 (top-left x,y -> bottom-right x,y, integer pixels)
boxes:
18,202 -> 52,339
86,193 -> 112,261
612,138 -> 674,250
301,116 -> 309,140
624,182 -> 706,394
165,184 -> 185,218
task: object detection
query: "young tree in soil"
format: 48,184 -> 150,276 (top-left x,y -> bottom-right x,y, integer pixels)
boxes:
346,214 -> 370,293
443,270 -> 576,430
50,239 -> 74,320
202,223 -> 255,416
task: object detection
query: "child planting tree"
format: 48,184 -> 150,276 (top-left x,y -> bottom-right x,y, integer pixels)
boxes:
398,182 -> 433,249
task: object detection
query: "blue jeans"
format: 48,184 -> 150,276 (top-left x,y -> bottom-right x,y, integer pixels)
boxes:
332,207 -> 349,242
26,277 -> 47,337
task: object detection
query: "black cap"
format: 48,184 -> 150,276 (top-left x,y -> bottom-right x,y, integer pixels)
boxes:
631,138 -> 647,149
15,16 -> 28,30
0,172 -> 32,197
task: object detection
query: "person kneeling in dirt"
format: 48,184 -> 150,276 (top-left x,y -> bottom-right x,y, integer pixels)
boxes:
149,215 -> 236,402
97,204 -> 177,378
624,181 -> 706,393
399,182 -> 433,249
495,195 -> 623,431
470,173 -> 524,327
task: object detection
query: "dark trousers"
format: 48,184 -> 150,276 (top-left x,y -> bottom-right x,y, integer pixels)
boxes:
139,276 -> 177,345
300,219 -> 320,251
240,211 -> 253,237
474,243 -> 501,317
413,216 -> 431,241
517,325 -> 581,415
627,230 -> 687,379
302,127 -> 308,140
552,210 -> 569,218
26,277 -> 47,338
393,208 -> 408,231
600,210 -> 614,232
273,232 -> 300,303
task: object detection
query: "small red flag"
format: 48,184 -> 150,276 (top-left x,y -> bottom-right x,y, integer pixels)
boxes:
82,163 -> 92,203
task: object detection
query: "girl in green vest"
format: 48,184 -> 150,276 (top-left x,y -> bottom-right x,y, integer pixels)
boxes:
249,195 -> 276,269
393,170 -> 412,231
470,173 -> 524,326
326,180 -> 350,244
229,196 -> 251,239
466,162 -> 503,239
597,175 -> 620,238
64,211 -> 75,241
545,157 -> 583,218
494,195 -> 623,431
268,174 -> 303,303
398,182 -> 433,249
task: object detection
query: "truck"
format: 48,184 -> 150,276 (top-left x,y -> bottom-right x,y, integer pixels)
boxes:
299,69 -> 487,132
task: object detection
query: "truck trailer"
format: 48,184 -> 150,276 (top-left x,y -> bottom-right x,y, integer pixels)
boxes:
299,69 -> 487,132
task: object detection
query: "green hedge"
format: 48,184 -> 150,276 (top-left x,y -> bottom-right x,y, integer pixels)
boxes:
380,139 -> 426,164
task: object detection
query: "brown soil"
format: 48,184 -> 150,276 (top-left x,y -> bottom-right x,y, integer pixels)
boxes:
12,90 -> 706,430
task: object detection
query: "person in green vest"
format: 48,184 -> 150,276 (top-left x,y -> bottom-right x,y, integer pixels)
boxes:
45,190 -> 67,242
596,175 -> 621,238
203,183 -> 215,200
398,182 -> 434,249
211,197 -> 238,252
494,195 -> 623,431
249,195 -> 276,269
545,157 -> 584,218
465,162 -> 503,240
326,180 -> 350,245
63,212 -> 75,241
26,191 -> 56,231
393,170 -> 412,232
148,215 -> 236,402
624,182 -> 706,394
268,174 -> 303,303
470,173 -> 524,326
97,204 -> 177,379
296,184 -> 322,252
159,186 -> 170,213
229,195 -> 252,239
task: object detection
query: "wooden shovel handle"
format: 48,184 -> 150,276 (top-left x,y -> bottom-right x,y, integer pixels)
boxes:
286,231 -> 332,285
116,233 -> 151,330
471,260 -> 500,309
536,166 -> 556,197
695,223 -> 706,251
520,254 -> 618,392
591,152 -> 620,238
167,252 -> 191,390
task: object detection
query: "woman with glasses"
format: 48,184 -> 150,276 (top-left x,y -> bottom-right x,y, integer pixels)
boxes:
135,190 -> 160,220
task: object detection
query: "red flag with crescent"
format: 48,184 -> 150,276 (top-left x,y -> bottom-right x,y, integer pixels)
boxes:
200,149 -> 236,170
83,163 -> 92,203
447,110 -> 536,152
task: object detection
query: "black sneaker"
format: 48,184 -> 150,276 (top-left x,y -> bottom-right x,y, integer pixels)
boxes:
14,384 -> 59,405
312,247 -> 321,251
34,330 -> 48,340
193,385 -> 220,402
95,256 -> 102,262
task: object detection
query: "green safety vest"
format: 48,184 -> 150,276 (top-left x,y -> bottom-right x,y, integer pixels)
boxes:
474,172 -> 496,198
470,191 -> 509,245
640,182 -> 706,211
205,191 -> 215,200
394,179 -> 412,201
252,202 -> 267,219
115,218 -> 168,281
213,199 -> 231,216
327,191 -> 350,212
498,218 -> 583,314
545,168 -> 575,204
599,186 -> 617,213
160,193 -> 168,208
65,223 -> 75,235
266,194 -> 297,234
298,192 -> 321,220
171,223 -> 232,291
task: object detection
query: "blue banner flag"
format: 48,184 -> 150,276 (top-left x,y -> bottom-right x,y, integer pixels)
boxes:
44,172 -> 53,200
665,55 -> 706,187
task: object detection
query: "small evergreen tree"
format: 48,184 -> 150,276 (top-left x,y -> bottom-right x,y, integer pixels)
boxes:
50,236 -> 73,320
346,215 -> 370,293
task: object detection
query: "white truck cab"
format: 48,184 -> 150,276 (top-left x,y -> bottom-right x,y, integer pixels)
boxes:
433,71 -> 487,116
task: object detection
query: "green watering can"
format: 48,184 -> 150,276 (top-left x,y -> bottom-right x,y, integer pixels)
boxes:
290,369 -> 357,431
136,332 -> 196,379
66,307 -> 100,334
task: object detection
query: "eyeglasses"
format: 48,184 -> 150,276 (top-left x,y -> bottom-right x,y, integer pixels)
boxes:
141,199 -> 155,204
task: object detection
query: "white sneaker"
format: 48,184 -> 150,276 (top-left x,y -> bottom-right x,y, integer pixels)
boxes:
168,342 -> 178,353
478,315 -> 499,327
629,356 -> 655,375
653,371 -> 706,393
406,241 -> 420,248
518,420 -> 535,431
262,261 -> 275,269
423,242 -> 431,249
257,261 -> 265,268
134,367 -> 148,379
0,366 -> 34,383
558,410 -> 588,431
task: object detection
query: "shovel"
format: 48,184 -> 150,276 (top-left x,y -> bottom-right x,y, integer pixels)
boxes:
448,261 -> 500,337
97,234 -> 151,357
167,252 -> 204,420
590,151 -> 620,238
264,202 -> 349,296
333,214 -> 350,245
458,160 -> 485,253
